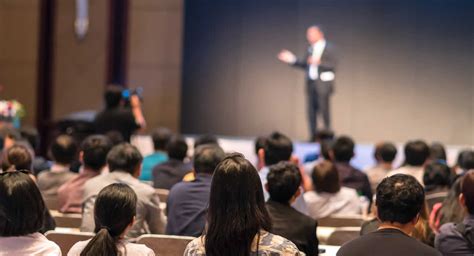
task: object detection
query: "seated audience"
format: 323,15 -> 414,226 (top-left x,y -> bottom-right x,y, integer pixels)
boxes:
429,142 -> 447,162
388,140 -> 430,185
166,145 -> 225,236
94,86 -> 146,142
68,183 -> 154,256
435,171 -> 474,255
81,143 -> 165,237
19,126 -> 50,175
0,172 -> 61,255
139,127 -> 171,181
184,153 -> 303,255
331,136 -> 372,201
454,150 -> 474,175
265,161 -> 319,256
57,135 -> 112,213
304,160 -> 361,219
365,142 -> 397,193
423,162 -> 452,211
258,131 -> 308,214
152,136 -> 192,189
37,134 -> 78,202
337,174 -> 441,256
430,177 -> 465,233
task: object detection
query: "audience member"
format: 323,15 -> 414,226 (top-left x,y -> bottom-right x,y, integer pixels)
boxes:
430,177 -> 465,233
94,86 -> 146,142
152,135 -> 192,189
37,134 -> 78,202
365,142 -> 397,193
81,143 -> 165,237
258,131 -> 308,214
454,150 -> 474,175
430,142 -> 447,162
265,161 -> 319,256
184,153 -> 302,255
193,134 -> 219,149
139,127 -> 172,181
68,183 -> 154,256
436,171 -> 474,255
19,126 -> 50,174
330,136 -> 372,201
1,144 -> 33,172
166,145 -> 225,236
57,135 -> 112,213
388,140 -> 430,185
254,135 -> 267,170
337,174 -> 441,256
304,160 -> 361,219
0,172 -> 61,255
424,162 -> 452,211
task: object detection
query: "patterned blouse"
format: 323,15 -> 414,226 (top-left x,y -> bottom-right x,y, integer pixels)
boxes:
184,230 -> 305,255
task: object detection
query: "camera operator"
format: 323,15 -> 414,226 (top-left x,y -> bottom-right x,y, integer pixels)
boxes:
94,85 -> 146,142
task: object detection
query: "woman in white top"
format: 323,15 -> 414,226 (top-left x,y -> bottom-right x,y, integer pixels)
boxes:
68,183 -> 154,256
0,171 -> 61,255
304,160 -> 362,219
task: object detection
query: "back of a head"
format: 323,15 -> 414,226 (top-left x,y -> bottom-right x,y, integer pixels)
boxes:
430,142 -> 447,161
404,140 -> 430,166
461,171 -> 474,215
312,160 -> 340,194
105,131 -> 125,146
332,136 -> 355,163
104,86 -> 123,109
2,144 -> 33,172
193,145 -> 225,174
0,172 -> 45,236
320,139 -> 334,160
458,150 -> 474,171
151,127 -> 172,151
267,161 -> 302,204
50,134 -> 78,165
263,132 -> 293,166
374,142 -> 397,163
81,135 -> 112,172
206,153 -> 271,256
81,183 -> 137,256
439,177 -> 465,225
106,143 -> 143,175
423,162 -> 452,192
254,136 -> 267,155
194,134 -> 219,149
376,174 -> 424,224
166,136 -> 188,161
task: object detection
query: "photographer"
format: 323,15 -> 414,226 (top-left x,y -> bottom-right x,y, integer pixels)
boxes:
94,86 -> 146,142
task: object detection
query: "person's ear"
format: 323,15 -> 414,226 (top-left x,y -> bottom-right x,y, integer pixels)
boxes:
79,151 -> 84,163
412,213 -> 420,225
460,193 -> 466,207
294,187 -> 302,198
133,163 -> 142,178
258,149 -> 265,166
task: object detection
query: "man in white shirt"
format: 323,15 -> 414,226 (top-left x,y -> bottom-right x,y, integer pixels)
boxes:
278,25 -> 337,141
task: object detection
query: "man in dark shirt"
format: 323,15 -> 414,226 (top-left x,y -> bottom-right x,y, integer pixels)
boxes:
265,161 -> 318,256
166,144 -> 225,236
337,174 -> 441,256
330,136 -> 372,201
94,86 -> 145,142
435,171 -> 474,255
152,136 -> 193,189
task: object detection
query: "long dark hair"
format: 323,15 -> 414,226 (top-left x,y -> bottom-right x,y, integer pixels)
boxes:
205,153 -> 272,256
80,183 -> 137,256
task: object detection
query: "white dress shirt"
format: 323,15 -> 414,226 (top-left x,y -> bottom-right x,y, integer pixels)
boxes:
68,239 -> 155,256
309,40 -> 326,80
0,232 -> 61,256
304,187 -> 362,219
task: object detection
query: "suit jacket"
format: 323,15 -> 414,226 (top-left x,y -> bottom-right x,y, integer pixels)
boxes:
266,200 -> 319,256
81,171 -> 166,238
292,42 -> 337,86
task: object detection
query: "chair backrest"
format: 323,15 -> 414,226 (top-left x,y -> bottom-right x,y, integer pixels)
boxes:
45,231 -> 94,256
136,234 -> 195,255
326,227 -> 361,246
318,215 -> 364,227
44,197 -> 60,211
155,188 -> 170,203
50,210 -> 83,228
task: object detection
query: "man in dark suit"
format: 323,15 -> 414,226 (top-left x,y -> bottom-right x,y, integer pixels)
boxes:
265,161 -> 319,256
278,25 -> 336,141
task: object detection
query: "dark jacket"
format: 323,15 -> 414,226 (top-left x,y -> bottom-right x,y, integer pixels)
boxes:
266,199 -> 319,256
152,159 -> 192,190
334,162 -> 372,202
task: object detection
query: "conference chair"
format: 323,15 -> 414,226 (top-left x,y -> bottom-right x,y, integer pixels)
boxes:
155,188 -> 170,203
326,227 -> 361,246
50,210 -> 82,228
136,234 -> 195,255
318,215 -> 365,227
45,231 -> 94,255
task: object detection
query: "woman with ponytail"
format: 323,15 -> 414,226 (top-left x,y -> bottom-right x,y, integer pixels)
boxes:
184,153 -> 302,256
68,183 -> 154,256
